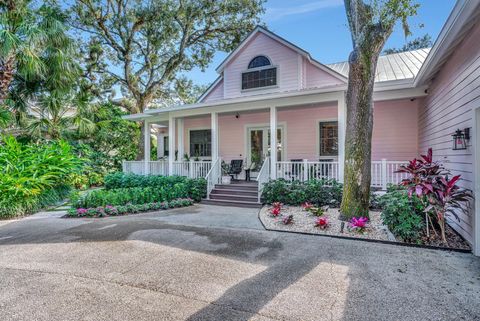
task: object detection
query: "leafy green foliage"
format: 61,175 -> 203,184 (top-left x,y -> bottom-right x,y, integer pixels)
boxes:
383,34 -> 432,54
380,186 -> 425,243
0,135 -> 81,217
261,179 -> 343,207
77,173 -> 206,208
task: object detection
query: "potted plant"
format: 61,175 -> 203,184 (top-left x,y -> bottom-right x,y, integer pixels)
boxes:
221,161 -> 231,184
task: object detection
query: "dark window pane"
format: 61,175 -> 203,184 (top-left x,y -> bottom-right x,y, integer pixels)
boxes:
190,129 -> 211,157
248,56 -> 271,69
241,67 -> 277,90
319,121 -> 338,157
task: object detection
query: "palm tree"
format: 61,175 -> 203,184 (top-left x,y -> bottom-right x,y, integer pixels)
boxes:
1,0 -> 86,139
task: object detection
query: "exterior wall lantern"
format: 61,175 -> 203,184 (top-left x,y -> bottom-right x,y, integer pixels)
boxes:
452,128 -> 470,150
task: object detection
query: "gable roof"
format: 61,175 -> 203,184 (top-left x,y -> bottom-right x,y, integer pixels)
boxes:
327,48 -> 431,83
215,25 -> 347,82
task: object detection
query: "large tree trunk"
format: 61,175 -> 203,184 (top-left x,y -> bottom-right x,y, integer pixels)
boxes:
340,48 -> 379,218
0,55 -> 15,104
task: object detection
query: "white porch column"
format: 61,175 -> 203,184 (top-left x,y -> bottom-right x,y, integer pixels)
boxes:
270,106 -> 277,179
177,118 -> 184,160
156,133 -> 165,159
337,92 -> 346,183
144,121 -> 151,175
211,112 -> 219,161
168,114 -> 176,175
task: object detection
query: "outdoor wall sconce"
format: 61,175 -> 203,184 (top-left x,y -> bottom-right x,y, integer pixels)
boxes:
452,128 -> 470,150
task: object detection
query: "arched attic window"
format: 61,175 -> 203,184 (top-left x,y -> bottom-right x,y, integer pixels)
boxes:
242,56 -> 277,90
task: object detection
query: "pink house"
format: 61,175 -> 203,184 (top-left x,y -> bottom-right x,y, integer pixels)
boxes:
124,1 -> 480,254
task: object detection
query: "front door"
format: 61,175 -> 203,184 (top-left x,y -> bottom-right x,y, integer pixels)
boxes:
247,126 -> 283,171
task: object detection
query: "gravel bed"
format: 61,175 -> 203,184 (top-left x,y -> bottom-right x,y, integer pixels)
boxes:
259,205 -> 391,241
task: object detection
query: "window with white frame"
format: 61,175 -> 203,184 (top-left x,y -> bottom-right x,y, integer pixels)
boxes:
241,56 -> 277,90
319,121 -> 338,157
189,129 -> 211,157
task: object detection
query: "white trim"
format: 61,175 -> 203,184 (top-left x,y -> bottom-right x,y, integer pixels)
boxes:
186,126 -> 212,159
315,118 -> 339,160
245,122 -> 287,165
177,118 -> 184,160
297,55 -> 303,90
270,107 -> 277,179
123,86 -> 427,122
474,106 -> 480,256
211,112 -> 219,161
168,115 -> 175,175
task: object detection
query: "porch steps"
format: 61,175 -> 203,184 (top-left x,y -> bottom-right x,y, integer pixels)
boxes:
202,181 -> 261,208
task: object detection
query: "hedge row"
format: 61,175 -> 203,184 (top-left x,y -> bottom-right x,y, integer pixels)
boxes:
261,179 -> 343,207
67,198 -> 194,217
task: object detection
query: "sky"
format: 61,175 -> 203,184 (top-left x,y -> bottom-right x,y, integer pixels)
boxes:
188,0 -> 456,86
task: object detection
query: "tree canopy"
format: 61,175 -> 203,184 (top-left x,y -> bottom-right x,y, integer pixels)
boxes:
383,34 -> 432,54
70,0 -> 265,113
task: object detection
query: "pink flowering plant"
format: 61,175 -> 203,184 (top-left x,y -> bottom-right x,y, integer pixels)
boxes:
282,214 -> 293,225
349,217 -> 368,233
272,202 -> 283,209
302,202 -> 313,211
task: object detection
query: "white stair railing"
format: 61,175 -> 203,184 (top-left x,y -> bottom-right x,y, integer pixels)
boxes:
256,159 -> 270,203
206,158 -> 221,199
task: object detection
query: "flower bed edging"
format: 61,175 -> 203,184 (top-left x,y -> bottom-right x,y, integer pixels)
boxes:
257,206 -> 471,253
65,198 -> 194,218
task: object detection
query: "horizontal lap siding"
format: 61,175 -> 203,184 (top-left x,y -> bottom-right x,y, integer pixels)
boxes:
223,33 -> 300,99
203,80 -> 224,102
278,105 -> 337,160
372,99 -> 419,161
418,23 -> 480,243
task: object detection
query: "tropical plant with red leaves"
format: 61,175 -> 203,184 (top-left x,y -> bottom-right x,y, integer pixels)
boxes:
270,207 -> 281,217
315,217 -> 329,229
396,148 -> 472,243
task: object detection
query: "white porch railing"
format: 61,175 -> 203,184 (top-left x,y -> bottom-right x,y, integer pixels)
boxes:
122,160 -> 211,179
256,159 -> 270,203
371,160 -> 409,189
274,159 -> 407,190
206,158 -> 221,199
276,160 -> 339,182
123,159 -> 408,190
122,161 -> 168,175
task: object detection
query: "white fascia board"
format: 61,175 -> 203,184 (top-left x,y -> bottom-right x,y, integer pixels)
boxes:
122,113 -> 154,121
145,84 -> 347,115
373,86 -> 428,102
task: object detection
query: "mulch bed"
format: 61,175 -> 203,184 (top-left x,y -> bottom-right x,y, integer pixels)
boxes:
259,205 -> 471,251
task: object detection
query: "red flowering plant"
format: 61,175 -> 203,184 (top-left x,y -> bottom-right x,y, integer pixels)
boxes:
396,148 -> 472,243
315,217 -> 329,229
270,206 -> 281,217
272,202 -> 283,209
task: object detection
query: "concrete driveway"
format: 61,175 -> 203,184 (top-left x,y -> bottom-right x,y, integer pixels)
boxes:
0,204 -> 479,321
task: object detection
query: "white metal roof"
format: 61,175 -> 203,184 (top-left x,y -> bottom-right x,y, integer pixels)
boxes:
327,48 -> 431,83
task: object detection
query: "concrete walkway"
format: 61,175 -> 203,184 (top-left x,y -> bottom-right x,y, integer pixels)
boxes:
0,205 -> 479,321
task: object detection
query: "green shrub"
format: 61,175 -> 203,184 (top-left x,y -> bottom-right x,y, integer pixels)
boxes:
380,187 -> 425,243
104,172 -> 206,202
0,136 -> 81,218
261,178 -> 342,206
73,179 -> 205,208
67,198 -> 194,217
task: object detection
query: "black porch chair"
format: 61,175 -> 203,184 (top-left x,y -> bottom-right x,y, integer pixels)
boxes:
228,159 -> 243,180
